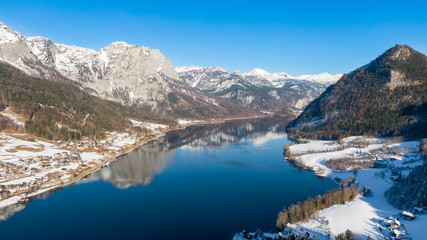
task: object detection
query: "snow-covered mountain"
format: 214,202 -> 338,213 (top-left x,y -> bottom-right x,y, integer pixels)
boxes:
177,66 -> 341,89
0,22 -> 254,118
0,21 -> 342,116
0,22 -> 176,107
176,66 -> 342,111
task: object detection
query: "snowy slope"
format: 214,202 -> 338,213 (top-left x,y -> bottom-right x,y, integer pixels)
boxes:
0,22 -> 253,118
177,66 -> 341,89
176,66 -> 342,111
0,22 -> 179,108
283,137 -> 426,239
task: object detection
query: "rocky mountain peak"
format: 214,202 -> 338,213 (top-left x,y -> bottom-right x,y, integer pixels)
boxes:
0,22 -> 180,109
109,41 -> 133,47
387,44 -> 412,61
0,22 -> 254,119
0,22 -> 24,45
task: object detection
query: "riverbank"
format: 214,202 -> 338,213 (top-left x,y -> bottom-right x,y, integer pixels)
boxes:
282,136 -> 425,239
0,114 -> 271,209
235,136 -> 426,240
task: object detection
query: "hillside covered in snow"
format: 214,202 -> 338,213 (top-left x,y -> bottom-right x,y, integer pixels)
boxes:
0,22 -> 254,119
176,66 -> 342,112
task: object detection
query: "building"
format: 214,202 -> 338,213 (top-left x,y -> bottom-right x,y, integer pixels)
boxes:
402,211 -> 415,220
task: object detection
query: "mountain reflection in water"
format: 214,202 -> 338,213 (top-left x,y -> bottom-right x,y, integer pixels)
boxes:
89,117 -> 292,188
0,116 -> 293,222
87,147 -> 175,188
0,116 -> 338,240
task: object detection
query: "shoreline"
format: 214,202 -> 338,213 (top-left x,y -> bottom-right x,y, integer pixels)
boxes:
0,114 -> 272,209
236,136 -> 425,239
277,136 -> 425,239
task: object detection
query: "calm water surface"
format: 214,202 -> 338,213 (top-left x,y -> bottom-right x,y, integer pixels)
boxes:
0,118 -> 336,239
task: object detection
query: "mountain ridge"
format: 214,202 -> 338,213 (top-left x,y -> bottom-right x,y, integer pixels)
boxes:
175,66 -> 342,113
0,22 -> 255,119
176,65 -> 341,87
0,60 -> 176,140
287,44 -> 427,140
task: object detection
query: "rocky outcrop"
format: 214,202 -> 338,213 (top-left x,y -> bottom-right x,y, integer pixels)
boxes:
0,22 -> 254,118
176,66 -> 341,112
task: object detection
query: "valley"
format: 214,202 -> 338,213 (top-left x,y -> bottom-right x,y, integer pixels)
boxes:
0,10 -> 426,240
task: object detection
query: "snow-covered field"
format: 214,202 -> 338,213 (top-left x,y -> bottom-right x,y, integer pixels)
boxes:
287,197 -> 381,239
236,136 -> 425,239
284,136 -> 425,239
0,110 -> 202,211
0,128 -> 153,209
177,119 -> 204,125
0,107 -> 26,127
129,119 -> 168,133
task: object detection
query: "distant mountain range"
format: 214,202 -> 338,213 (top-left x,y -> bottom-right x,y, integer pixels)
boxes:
0,21 -> 342,118
0,22 -> 254,119
176,66 -> 341,112
287,44 -> 427,140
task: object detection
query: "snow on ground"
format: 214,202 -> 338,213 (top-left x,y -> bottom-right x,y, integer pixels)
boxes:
0,115 -> 174,210
177,119 -> 204,125
0,107 -> 26,127
281,136 -> 426,239
291,143 -> 384,176
0,130 -> 110,207
0,132 -> 55,162
289,136 -> 384,156
400,214 -> 427,240
289,140 -> 338,154
287,136 -> 414,177
129,119 -> 168,132
388,140 -> 420,151
145,123 -> 167,131
288,197 -> 381,239
0,196 -> 22,208
108,132 -> 134,146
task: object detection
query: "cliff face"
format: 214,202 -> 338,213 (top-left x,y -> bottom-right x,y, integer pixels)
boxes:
0,22 -> 254,118
0,22 -> 177,108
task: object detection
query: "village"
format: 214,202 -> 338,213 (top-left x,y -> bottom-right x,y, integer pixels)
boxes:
0,118 -> 175,208
0,107 -> 268,210
235,136 -> 426,240
378,207 -> 425,240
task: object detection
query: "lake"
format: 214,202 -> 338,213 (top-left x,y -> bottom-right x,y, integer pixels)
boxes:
0,117 -> 336,239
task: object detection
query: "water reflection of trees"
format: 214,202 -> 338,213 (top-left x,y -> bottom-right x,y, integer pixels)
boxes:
166,116 -> 293,150
88,116 -> 293,188
0,116 -> 293,221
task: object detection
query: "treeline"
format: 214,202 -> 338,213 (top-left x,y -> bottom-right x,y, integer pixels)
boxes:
276,188 -> 357,229
238,229 -> 368,240
336,230 -> 371,240
0,62 -> 175,140
325,157 -> 387,170
24,119 -> 83,141
287,45 -> 427,141
385,163 -> 427,210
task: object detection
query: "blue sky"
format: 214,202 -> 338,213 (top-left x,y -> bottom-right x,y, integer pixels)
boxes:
1,0 -> 426,75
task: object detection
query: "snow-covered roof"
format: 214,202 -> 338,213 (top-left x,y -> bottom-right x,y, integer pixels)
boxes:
402,211 -> 414,218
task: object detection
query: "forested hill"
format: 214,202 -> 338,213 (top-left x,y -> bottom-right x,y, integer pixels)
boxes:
0,61 -> 175,140
287,45 -> 427,140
